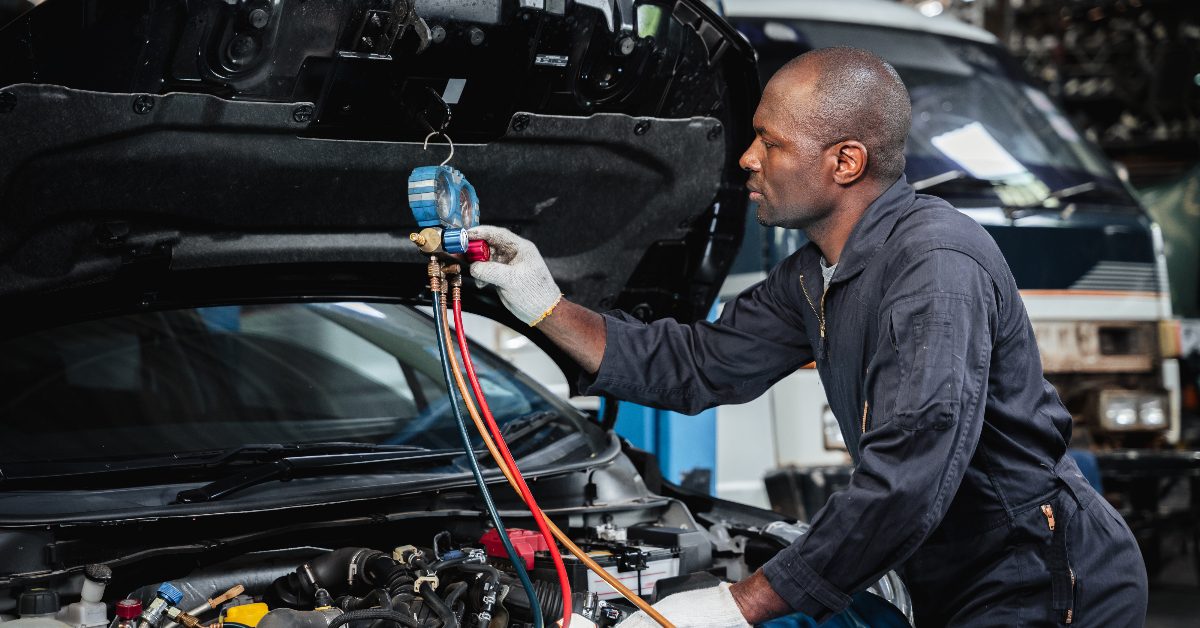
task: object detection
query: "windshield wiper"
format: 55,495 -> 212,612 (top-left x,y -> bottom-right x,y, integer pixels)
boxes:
910,169 -> 994,193
1004,181 -> 1104,210
913,170 -> 1133,214
172,446 -> 462,504
499,410 -> 561,441
189,442 -> 435,466
0,443 -> 442,485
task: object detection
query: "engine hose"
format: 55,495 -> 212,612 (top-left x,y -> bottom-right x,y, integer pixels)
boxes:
388,598 -> 414,620
338,589 -> 392,612
430,281 -> 544,628
427,557 -> 469,573
448,564 -> 499,628
325,609 -> 422,628
442,582 -> 468,609
448,289 -> 673,627
418,581 -> 457,628
500,576 -> 564,621
385,575 -> 416,598
451,563 -> 501,586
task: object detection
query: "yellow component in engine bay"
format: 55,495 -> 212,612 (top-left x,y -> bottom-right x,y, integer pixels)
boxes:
222,602 -> 270,628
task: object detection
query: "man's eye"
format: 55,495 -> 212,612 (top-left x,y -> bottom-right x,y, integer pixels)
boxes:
762,140 -> 777,149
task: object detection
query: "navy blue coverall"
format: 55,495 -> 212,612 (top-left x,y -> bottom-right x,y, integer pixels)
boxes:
581,176 -> 1148,626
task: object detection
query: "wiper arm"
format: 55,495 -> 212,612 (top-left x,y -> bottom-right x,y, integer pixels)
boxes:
914,170 -> 1130,214
1005,181 -> 1137,216
1004,181 -> 1100,212
196,442 -> 435,466
0,443 -> 438,486
172,447 -> 461,504
911,169 -> 981,192
1043,181 -> 1098,203
499,410 -> 561,441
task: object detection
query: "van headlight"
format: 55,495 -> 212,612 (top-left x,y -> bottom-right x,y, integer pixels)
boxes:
1099,390 -> 1168,430
1139,396 -> 1167,427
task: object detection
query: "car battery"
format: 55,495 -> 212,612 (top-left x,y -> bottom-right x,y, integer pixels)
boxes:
529,540 -> 681,603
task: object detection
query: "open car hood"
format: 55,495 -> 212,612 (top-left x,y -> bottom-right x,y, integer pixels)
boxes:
0,0 -> 758,383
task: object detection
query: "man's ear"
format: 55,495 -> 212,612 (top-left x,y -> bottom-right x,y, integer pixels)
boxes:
831,141 -> 868,185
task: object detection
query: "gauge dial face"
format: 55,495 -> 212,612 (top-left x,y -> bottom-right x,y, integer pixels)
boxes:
436,172 -> 454,226
434,168 -> 478,229
408,166 -> 478,229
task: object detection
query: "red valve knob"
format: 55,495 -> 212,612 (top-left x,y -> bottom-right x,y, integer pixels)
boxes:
116,600 -> 142,620
466,239 -> 491,262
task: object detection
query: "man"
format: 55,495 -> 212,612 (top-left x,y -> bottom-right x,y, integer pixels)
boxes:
469,48 -> 1148,626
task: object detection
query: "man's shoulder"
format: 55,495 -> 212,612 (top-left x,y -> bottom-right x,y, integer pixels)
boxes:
888,193 -> 1004,266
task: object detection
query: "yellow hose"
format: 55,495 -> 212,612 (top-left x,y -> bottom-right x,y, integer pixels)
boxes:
438,294 -> 675,628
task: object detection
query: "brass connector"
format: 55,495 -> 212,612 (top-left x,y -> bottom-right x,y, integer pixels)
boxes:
165,608 -> 202,628
446,267 -> 463,302
409,227 -> 443,254
207,585 -> 245,609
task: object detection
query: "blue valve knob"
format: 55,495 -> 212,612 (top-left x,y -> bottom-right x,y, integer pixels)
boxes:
138,582 -> 184,627
443,228 -> 469,255
156,583 -> 184,606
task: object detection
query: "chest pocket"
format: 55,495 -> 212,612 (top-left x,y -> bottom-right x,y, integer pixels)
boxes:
894,310 -> 959,431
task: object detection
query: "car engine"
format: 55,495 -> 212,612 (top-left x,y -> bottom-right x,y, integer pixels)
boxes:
0,518 -> 784,628
0,505 -> 914,628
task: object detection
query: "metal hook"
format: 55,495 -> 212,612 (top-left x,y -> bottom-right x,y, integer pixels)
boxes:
423,131 -> 454,167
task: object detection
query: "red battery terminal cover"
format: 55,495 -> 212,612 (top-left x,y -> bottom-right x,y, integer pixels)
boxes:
479,528 -> 548,570
466,239 -> 491,262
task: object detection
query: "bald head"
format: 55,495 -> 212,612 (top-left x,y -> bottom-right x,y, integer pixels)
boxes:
770,47 -> 912,184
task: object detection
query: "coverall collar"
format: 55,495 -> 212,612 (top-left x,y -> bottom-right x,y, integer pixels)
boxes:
811,174 -> 917,287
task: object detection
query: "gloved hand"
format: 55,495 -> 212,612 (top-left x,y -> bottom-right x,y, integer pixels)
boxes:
466,225 -> 563,326
617,583 -> 751,628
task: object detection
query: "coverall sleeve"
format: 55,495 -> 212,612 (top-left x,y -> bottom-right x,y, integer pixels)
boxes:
579,261 -> 815,415
761,248 -> 998,621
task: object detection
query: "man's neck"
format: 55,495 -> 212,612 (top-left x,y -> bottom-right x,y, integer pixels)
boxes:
806,181 -> 886,264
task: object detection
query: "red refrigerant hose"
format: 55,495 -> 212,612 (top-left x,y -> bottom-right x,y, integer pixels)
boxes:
452,299 -> 574,626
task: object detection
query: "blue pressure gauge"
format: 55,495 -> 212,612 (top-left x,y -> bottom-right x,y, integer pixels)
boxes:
407,165 -> 480,230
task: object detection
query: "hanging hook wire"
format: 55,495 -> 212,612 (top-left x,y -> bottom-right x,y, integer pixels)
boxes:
423,131 -> 455,167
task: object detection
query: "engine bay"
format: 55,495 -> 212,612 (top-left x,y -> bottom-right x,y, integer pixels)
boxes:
0,508 -> 797,628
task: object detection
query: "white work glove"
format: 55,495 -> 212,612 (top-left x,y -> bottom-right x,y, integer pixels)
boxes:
467,225 -> 563,326
617,583 -> 752,628
558,614 -> 597,628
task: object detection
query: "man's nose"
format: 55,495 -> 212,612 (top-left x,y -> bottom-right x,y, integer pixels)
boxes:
739,144 -> 760,172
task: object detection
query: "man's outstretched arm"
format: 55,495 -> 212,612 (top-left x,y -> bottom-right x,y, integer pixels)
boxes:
467,225 -> 607,374
468,225 -> 815,415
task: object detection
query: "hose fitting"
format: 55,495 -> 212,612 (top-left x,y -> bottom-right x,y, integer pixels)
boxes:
448,268 -> 464,303
164,607 -> 203,628
428,257 -> 443,293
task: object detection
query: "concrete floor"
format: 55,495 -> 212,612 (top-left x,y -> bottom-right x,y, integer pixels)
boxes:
1145,532 -> 1199,628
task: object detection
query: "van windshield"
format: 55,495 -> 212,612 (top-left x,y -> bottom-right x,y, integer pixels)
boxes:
732,18 -> 1137,209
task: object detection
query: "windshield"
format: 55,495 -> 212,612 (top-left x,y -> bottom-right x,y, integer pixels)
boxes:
0,302 -> 595,466
730,18 -> 1136,209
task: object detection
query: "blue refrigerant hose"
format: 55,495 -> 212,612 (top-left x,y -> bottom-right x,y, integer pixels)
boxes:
431,289 -> 546,628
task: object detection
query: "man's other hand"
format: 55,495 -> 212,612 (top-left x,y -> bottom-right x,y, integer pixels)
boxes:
617,582 -> 752,628
467,225 -> 562,326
